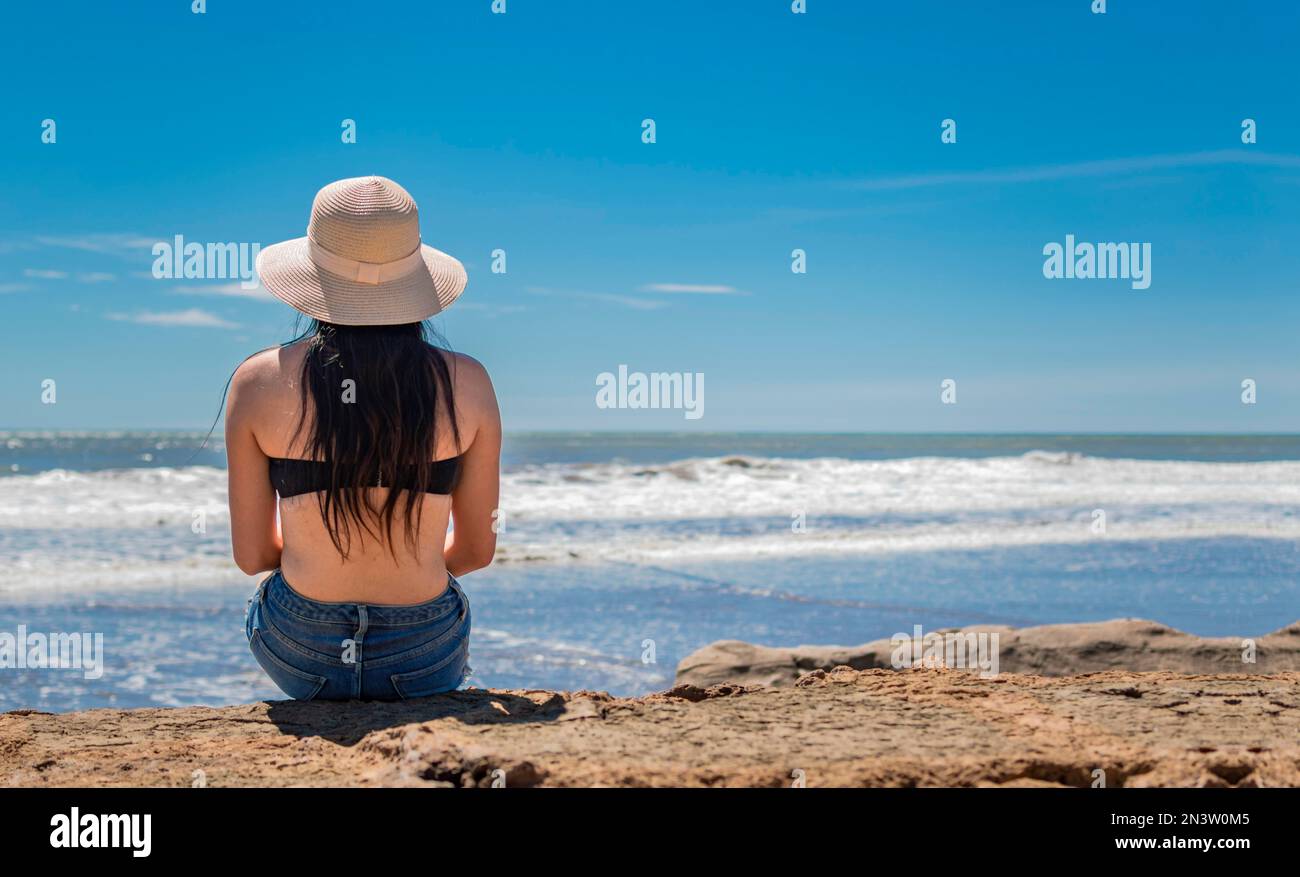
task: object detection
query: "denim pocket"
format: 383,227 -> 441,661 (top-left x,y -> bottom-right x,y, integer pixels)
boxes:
389,640 -> 469,700
249,628 -> 328,701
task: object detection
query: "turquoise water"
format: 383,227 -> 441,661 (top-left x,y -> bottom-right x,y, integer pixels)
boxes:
1,432 -> 1298,711
7,431 -> 1300,473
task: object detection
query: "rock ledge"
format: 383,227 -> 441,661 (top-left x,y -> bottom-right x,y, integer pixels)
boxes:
4,667 -> 1297,787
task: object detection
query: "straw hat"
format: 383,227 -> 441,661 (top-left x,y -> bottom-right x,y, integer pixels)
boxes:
256,176 -> 467,325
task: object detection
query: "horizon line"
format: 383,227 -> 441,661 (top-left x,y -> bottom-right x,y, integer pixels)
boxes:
4,428 -> 1300,438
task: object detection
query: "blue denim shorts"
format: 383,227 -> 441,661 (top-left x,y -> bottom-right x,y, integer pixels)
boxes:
245,569 -> 472,701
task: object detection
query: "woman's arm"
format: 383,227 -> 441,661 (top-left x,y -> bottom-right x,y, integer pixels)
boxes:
444,357 -> 502,577
225,358 -> 283,575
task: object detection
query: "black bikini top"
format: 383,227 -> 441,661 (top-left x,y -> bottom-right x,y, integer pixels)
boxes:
268,456 -> 462,498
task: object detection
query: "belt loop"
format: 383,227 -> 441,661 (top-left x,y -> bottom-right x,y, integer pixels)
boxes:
257,570 -> 276,604
354,604 -> 369,646
353,605 -> 369,699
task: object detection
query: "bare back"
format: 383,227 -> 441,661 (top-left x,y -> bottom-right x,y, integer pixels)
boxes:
225,340 -> 501,604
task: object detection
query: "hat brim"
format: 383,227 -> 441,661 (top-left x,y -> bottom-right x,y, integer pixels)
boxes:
256,237 -> 467,326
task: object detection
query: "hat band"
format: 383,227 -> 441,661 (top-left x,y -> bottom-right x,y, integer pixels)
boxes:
307,238 -> 425,285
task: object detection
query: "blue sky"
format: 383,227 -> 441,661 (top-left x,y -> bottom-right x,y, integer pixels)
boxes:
2,0 -> 1298,431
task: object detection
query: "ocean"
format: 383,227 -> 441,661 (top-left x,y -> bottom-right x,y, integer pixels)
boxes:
3,431 -> 1299,712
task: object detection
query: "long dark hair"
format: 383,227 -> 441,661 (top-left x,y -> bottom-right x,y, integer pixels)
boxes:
290,319 -> 459,559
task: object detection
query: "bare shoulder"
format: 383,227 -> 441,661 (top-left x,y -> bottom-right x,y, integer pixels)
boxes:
434,349 -> 499,436
227,344 -> 304,416
435,350 -> 494,398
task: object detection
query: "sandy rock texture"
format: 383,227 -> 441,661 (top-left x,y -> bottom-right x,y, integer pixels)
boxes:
2,668 -> 1297,787
674,619 -> 1300,689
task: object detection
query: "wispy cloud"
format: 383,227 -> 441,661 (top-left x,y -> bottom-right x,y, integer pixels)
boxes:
0,283 -> 29,294
170,281 -> 272,301
639,282 -> 746,295
32,233 -> 157,256
454,301 -> 531,316
23,268 -> 117,283
106,308 -> 241,329
576,292 -> 668,310
525,286 -> 669,311
845,150 -> 1300,192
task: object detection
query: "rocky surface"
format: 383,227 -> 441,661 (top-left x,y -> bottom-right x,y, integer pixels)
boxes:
674,619 -> 1300,689
3,667 -> 1298,787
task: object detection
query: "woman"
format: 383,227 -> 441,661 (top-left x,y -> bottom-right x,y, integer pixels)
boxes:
226,176 -> 500,701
